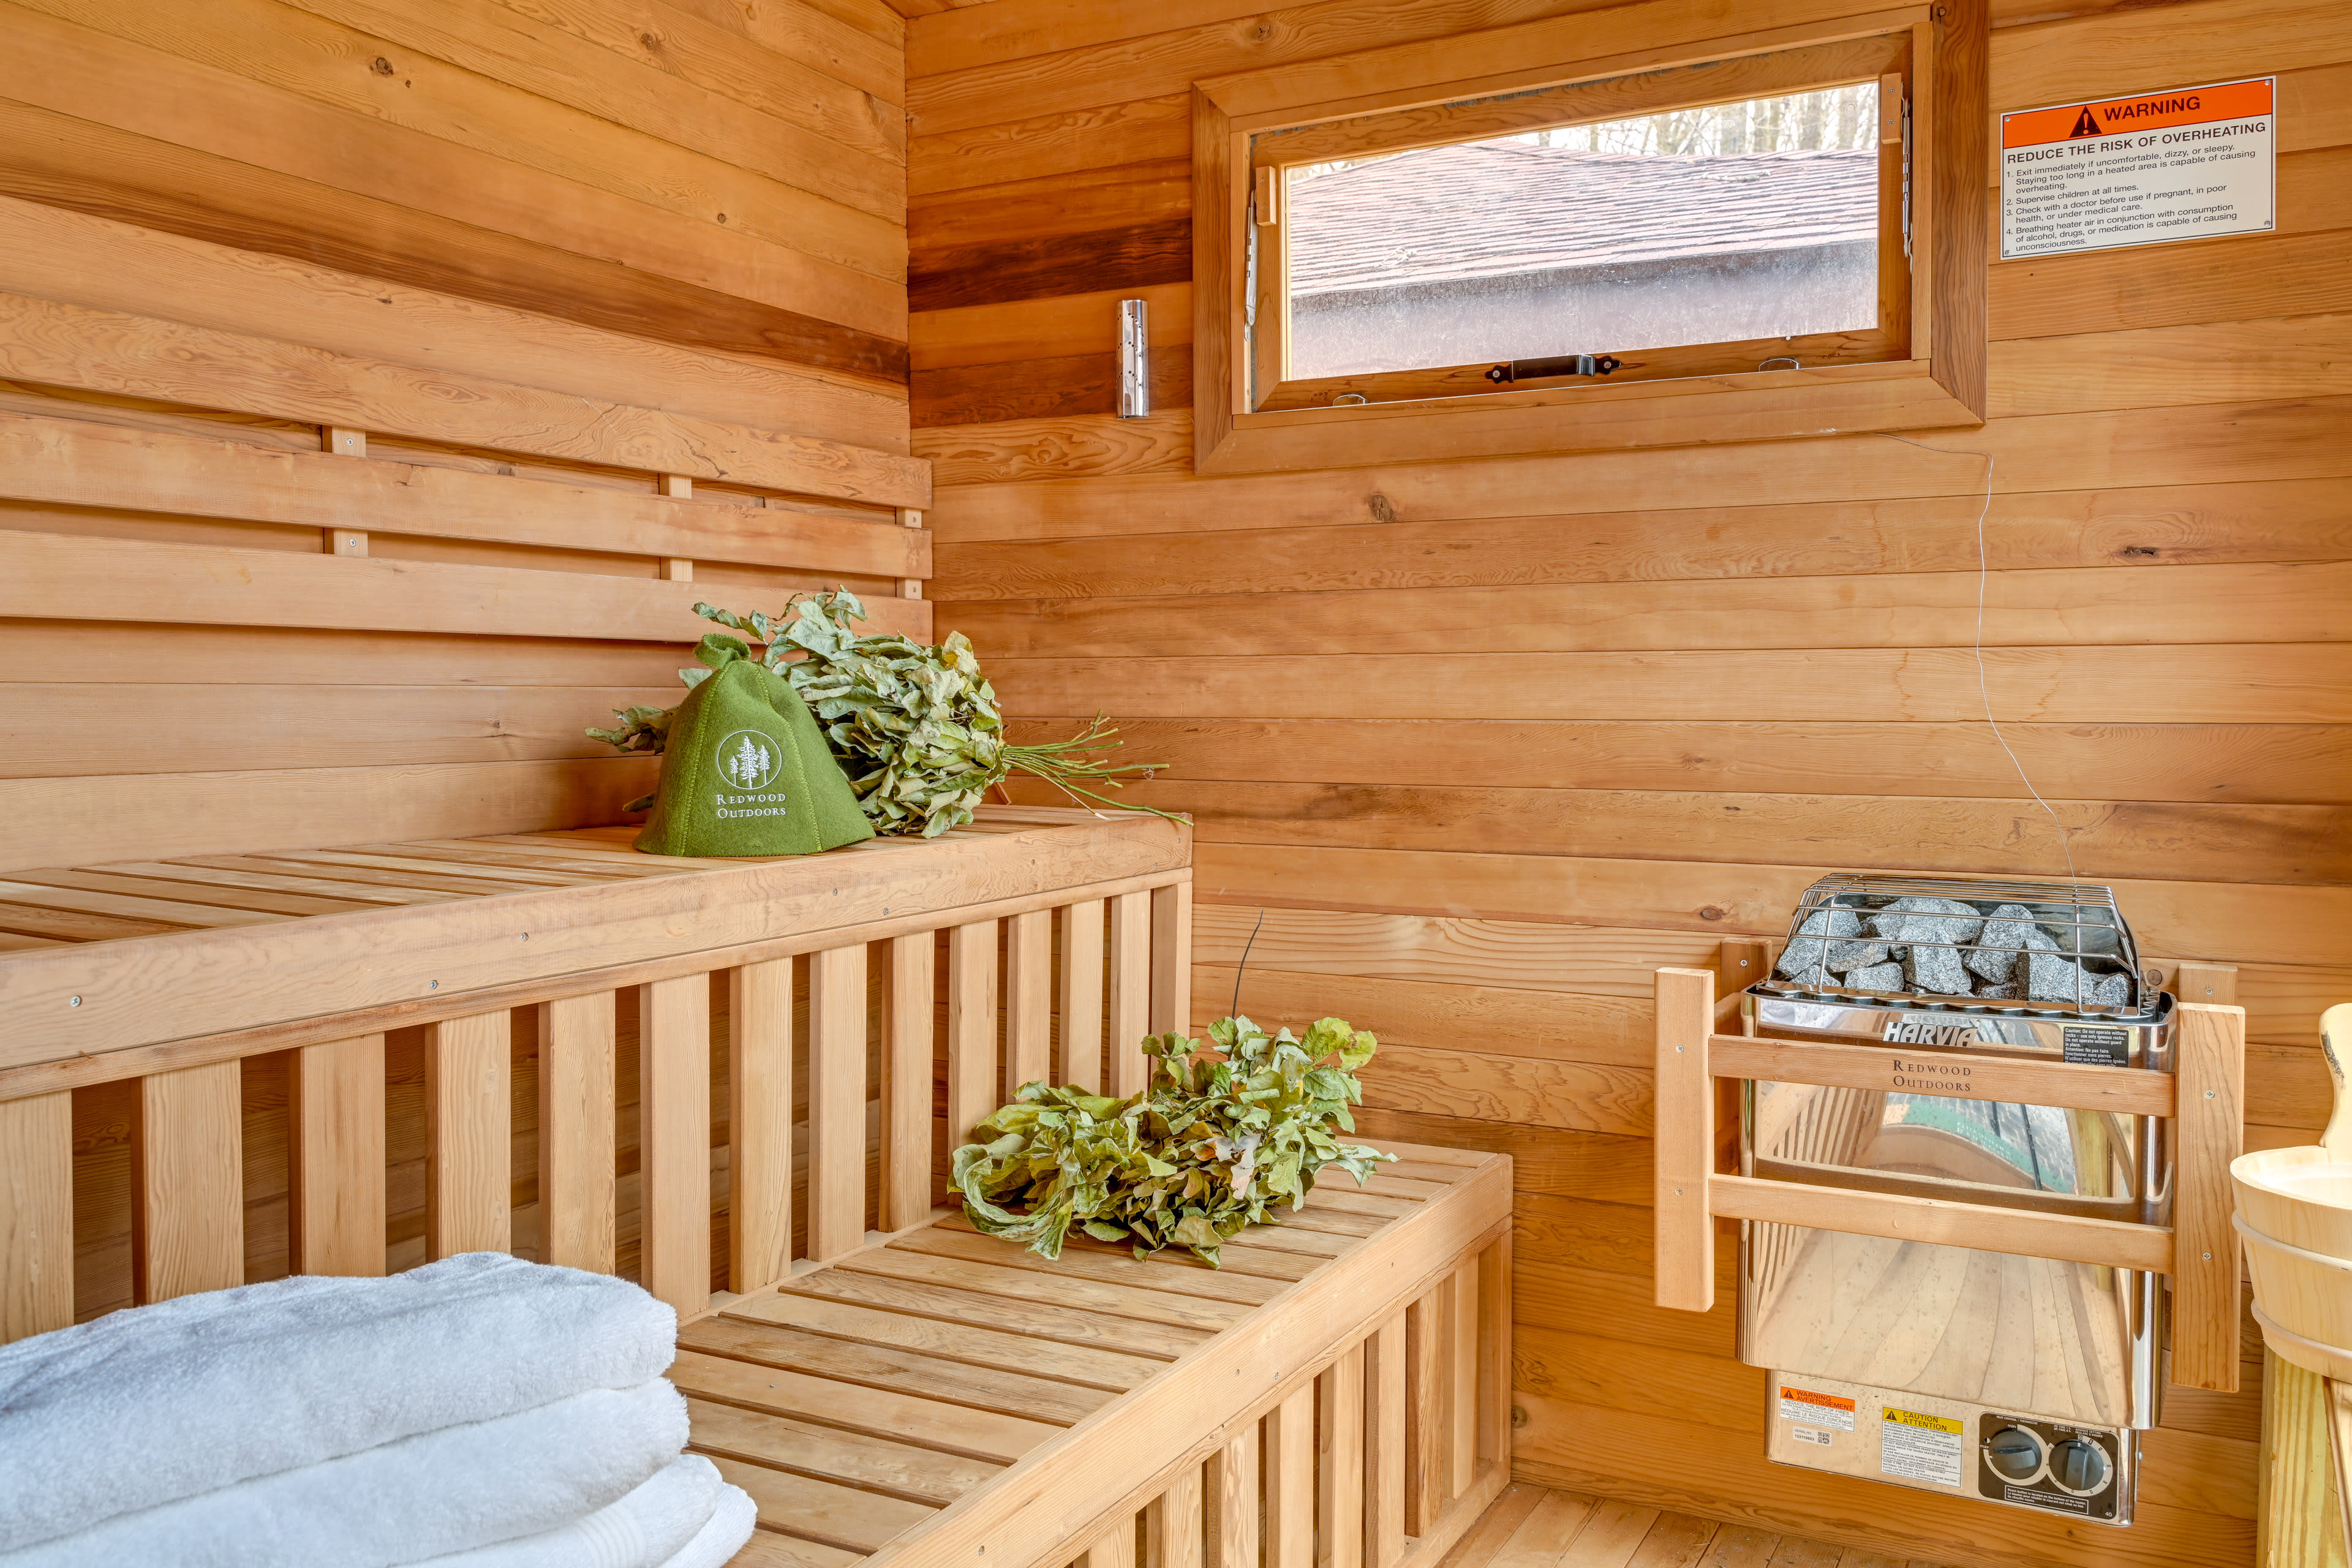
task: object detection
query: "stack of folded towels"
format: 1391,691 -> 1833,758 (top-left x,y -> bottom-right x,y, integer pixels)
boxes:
0,1253 -> 755,1568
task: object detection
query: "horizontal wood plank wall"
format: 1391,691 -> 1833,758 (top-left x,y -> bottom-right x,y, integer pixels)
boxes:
0,0 -> 930,878
912,0 -> 2345,1563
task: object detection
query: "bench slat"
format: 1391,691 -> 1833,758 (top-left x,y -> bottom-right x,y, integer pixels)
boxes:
839,1246 -> 1255,1333
0,1089 -> 72,1343
1267,1385 -> 1316,1568
538,993 -> 617,1275
685,1396 -> 1001,1507
730,959 -> 794,1293
682,1316 -> 1115,1427
425,1011 -> 510,1261
288,1033 -> 386,1278
889,1228 -> 1290,1307
724,1292 -> 1166,1393
670,1349 -> 1057,1466
1107,891 -> 1150,1098
1317,1346 -> 1366,1568
1057,899 -> 1104,1090
933,1214 -> 1324,1284
947,920 -> 998,1147
881,933 -> 934,1232
1007,909 -> 1053,1093
809,945 -> 868,1264
133,1060 -> 244,1303
706,1453 -> 940,1555
734,1530 -> 867,1568
641,974 -> 713,1317
781,1268 -> 1210,1362
151,856 -> 458,903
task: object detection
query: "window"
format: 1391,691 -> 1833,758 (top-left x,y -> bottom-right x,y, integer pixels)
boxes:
1192,4 -> 1986,473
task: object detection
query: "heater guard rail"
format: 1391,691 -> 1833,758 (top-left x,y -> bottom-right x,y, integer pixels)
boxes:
1651,962 -> 2247,1392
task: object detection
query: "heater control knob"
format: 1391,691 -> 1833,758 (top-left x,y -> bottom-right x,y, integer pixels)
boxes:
1984,1426 -> 2044,1482
2048,1436 -> 2113,1495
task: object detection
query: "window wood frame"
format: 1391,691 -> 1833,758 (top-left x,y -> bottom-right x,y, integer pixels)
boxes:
1191,0 -> 1987,475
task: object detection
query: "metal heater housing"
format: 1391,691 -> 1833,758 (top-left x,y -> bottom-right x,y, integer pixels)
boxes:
1737,873 -> 2173,1527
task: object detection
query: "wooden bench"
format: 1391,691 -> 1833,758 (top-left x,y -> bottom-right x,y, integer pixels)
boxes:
694,1150 -> 1511,1568
0,803 -> 1513,1568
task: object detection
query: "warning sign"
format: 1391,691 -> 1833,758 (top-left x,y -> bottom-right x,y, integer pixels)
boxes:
1880,1408 -> 1966,1487
1777,1387 -> 1855,1431
2000,77 -> 2275,258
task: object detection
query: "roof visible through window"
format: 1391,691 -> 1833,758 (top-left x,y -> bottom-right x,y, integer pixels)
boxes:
1283,83 -> 1883,380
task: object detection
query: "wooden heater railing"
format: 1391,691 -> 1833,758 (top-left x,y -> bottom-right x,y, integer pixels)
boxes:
1651,960 -> 2248,1392
0,815 -> 1193,1340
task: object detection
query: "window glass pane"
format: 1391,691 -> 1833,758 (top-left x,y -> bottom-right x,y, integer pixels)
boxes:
1283,82 -> 1882,380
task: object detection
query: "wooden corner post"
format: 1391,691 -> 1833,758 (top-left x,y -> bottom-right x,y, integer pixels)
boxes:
1654,966 -> 1716,1311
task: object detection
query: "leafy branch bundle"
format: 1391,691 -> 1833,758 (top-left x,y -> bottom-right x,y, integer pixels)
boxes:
588,589 -> 1161,837
951,1015 -> 1395,1265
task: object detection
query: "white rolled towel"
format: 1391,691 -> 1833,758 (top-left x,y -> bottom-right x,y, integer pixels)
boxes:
410,1456 -> 749,1568
0,1379 -> 687,1568
659,1483 -> 758,1568
0,1253 -> 675,1552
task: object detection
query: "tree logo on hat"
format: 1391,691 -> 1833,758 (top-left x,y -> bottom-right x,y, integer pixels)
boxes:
717,729 -> 782,791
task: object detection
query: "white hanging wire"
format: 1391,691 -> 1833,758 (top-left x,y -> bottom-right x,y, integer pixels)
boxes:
1877,432 -> 2080,886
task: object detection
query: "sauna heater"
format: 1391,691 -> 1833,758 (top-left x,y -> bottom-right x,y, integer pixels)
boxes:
1738,874 -> 2171,1526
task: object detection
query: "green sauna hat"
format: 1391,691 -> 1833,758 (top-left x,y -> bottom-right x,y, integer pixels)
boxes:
634,648 -> 875,857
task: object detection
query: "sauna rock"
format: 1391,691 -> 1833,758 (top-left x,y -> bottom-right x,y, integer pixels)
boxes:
2027,947 -> 2132,1007
1965,903 -> 2048,984
1774,904 -> 1863,986
1841,961 -> 1904,992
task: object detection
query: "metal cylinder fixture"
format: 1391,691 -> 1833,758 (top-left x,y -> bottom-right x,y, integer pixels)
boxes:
1117,299 -> 1150,418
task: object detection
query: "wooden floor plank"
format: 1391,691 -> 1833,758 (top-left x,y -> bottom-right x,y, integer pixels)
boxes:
1562,1501 -> 1664,1568
1492,1490 -> 1600,1568
671,1348 -> 1056,1466
686,1395 -> 1001,1506
839,1245 -> 1255,1331
782,1266 -> 1210,1360
1436,1483 -> 1548,1568
886,1227 -> 1289,1306
723,1290 -> 1166,1390
1623,1513 -> 1722,1568
1763,1540 -> 1846,1568
704,1452 -> 938,1554
682,1315 -> 1115,1425
1690,1523 -> 1780,1567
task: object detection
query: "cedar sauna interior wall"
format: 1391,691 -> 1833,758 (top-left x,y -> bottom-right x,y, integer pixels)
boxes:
0,2 -> 921,1317
909,1 -> 2352,1566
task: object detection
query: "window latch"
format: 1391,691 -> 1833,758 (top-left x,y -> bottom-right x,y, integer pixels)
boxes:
1485,353 -> 1622,384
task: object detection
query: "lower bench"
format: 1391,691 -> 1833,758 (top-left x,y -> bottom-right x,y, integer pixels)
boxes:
679,1145 -> 1513,1568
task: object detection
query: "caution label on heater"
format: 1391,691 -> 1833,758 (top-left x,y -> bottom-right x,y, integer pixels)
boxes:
1880,1408 -> 1966,1487
1778,1387 -> 1855,1431
1999,77 -> 2274,258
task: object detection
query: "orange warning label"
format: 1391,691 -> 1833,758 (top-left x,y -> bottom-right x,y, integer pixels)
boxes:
1780,1387 -> 1855,1413
2002,78 -> 2274,149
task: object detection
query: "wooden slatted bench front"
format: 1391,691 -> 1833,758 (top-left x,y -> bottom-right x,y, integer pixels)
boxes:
695,1147 -> 1512,1568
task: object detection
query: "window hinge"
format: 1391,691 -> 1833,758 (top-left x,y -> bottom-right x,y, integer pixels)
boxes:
1485,353 -> 1621,384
